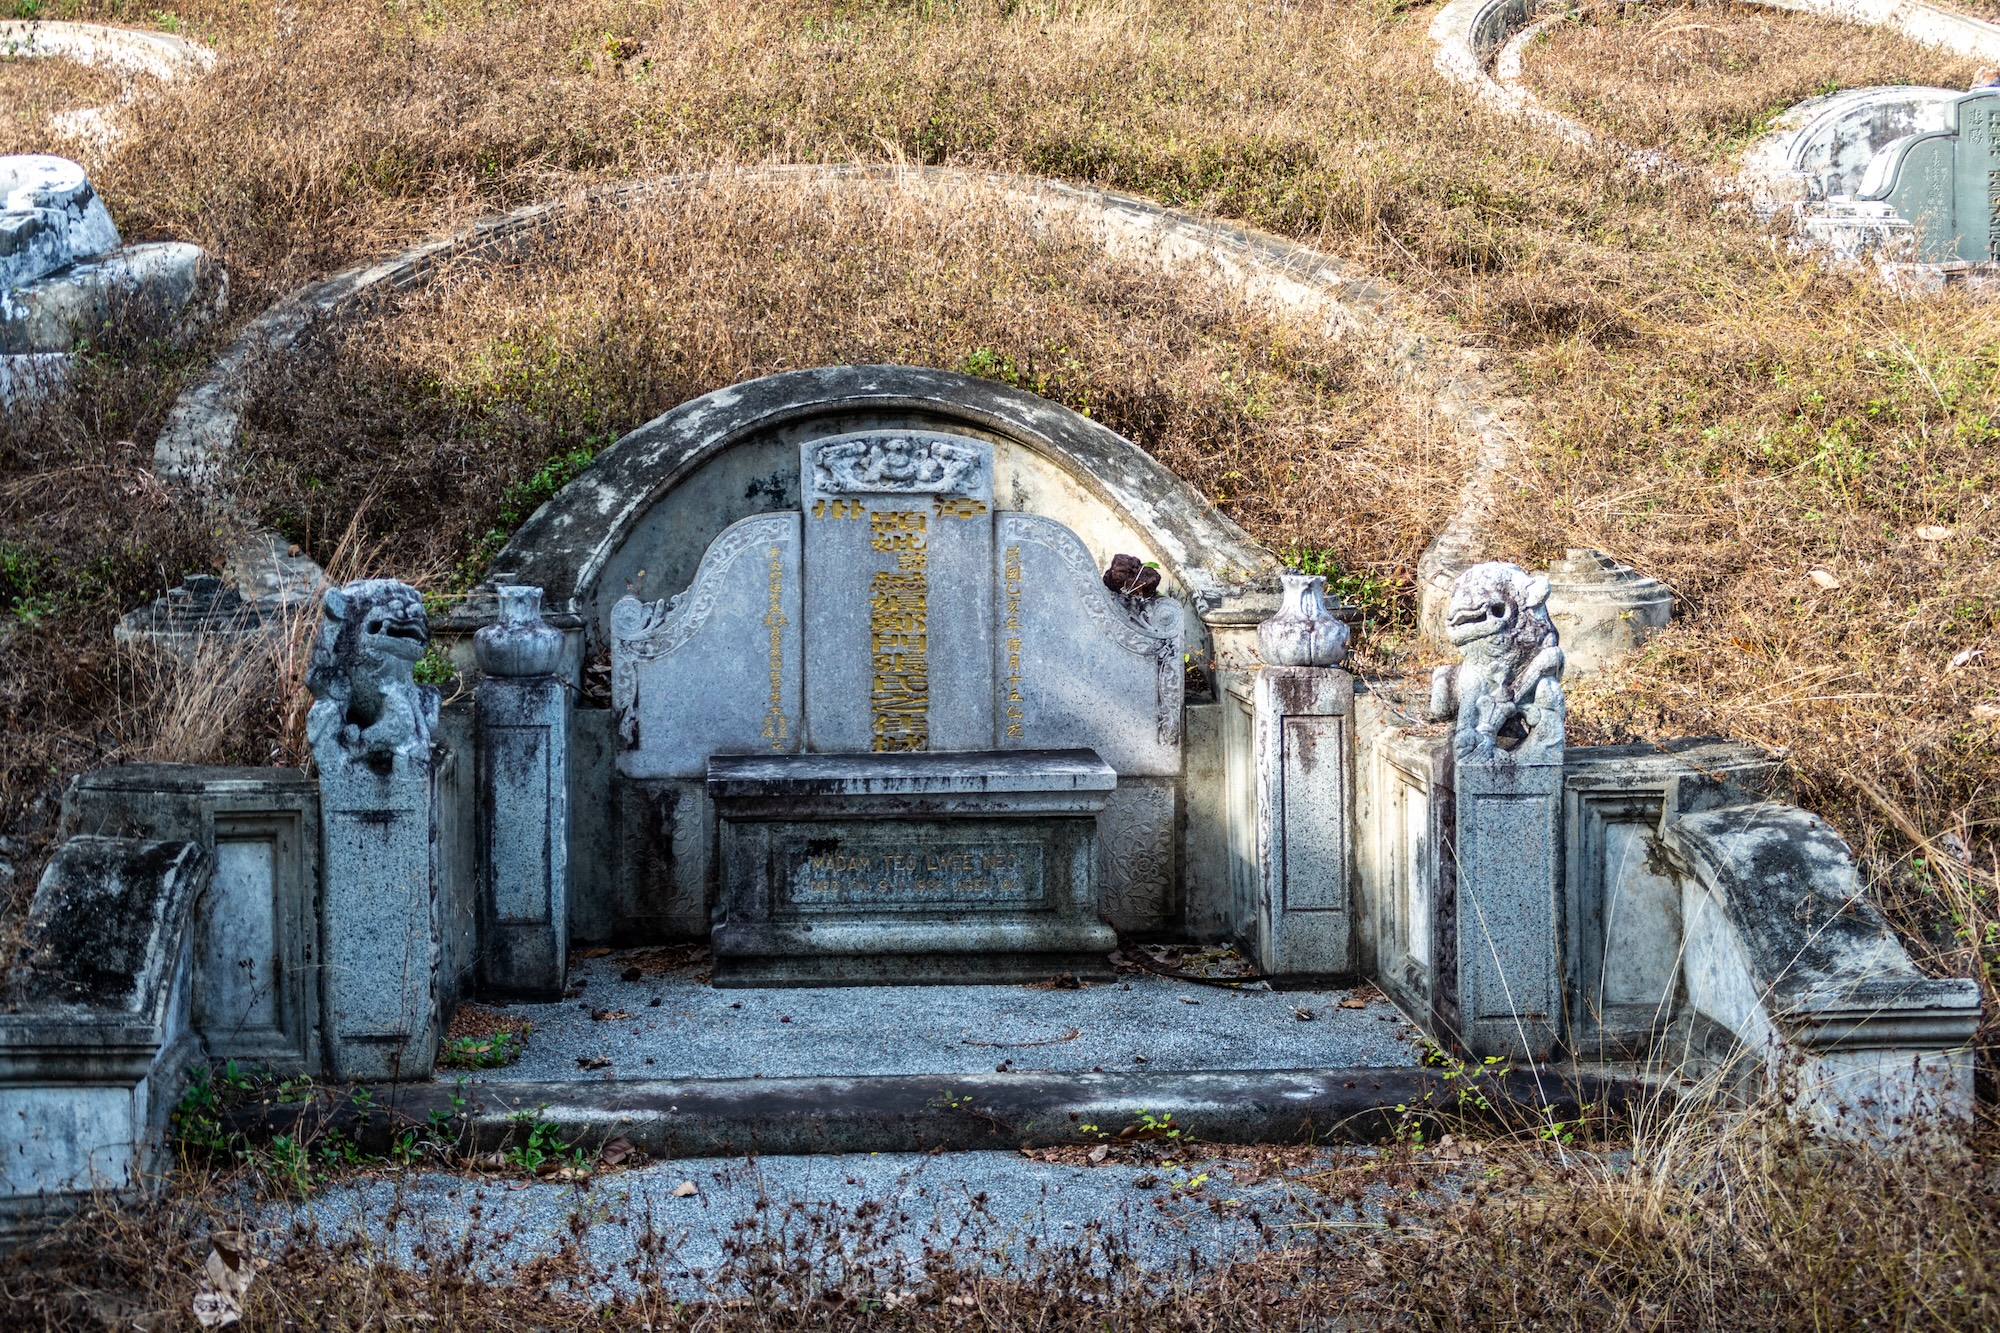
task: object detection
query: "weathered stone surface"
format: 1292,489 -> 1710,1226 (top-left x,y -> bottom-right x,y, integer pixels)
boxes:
60,764 -> 322,1073
802,433 -> 994,753
612,513 -> 801,780
0,836 -> 209,1238
463,365 -> 1276,645
475,588 -> 572,1000
308,580 -> 442,1081
1251,667 -> 1356,979
1662,797 -> 1983,1136
709,749 -> 1118,986
1863,91 -> 2000,263
1352,685 -> 1450,1027
1544,549 -> 1673,676
1429,561 -> 1564,763
1097,778 -> 1179,935
1447,758 -> 1563,1060
1560,740 -> 1780,1059
1255,572 -> 1350,668
996,512 -> 1182,775
1742,86 -> 1961,205
0,155 -> 117,287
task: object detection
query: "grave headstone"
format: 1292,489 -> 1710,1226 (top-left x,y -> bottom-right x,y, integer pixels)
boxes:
1866,91 -> 2000,263
801,431 -> 995,753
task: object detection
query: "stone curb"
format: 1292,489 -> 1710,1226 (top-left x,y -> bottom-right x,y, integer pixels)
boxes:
152,164 -> 1528,631
221,1066 -> 1649,1158
0,20 -> 215,145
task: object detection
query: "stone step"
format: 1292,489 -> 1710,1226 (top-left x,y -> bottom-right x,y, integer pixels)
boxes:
221,1066 -> 1643,1160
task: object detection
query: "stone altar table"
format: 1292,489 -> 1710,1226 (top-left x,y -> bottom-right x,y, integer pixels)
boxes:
708,749 -> 1119,986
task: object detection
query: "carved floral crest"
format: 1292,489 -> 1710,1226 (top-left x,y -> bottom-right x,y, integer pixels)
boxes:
808,432 -> 985,495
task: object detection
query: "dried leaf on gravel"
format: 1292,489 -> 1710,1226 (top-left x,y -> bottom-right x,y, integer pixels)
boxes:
576,1055 -> 611,1070
672,1180 -> 699,1198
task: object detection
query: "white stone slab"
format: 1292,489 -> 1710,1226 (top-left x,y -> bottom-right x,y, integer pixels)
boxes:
800,432 -> 995,753
995,512 -> 1182,777
613,512 -> 802,780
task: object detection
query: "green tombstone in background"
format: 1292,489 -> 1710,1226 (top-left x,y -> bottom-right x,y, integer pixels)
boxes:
1868,91 -> 2000,263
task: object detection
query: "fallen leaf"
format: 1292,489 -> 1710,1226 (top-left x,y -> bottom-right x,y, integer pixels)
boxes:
1973,702 -> 2000,723
1339,996 -> 1368,1009
573,947 -> 613,960
1178,995 -> 1200,1006
1916,525 -> 1953,541
945,1295 -> 977,1308
1807,569 -> 1842,590
621,966 -> 644,982
1950,648 -> 1984,671
1088,1143 -> 1109,1163
599,1136 -> 635,1166
1294,1006 -> 1316,1022
672,1180 -> 699,1198
576,1055 -> 612,1070
193,1233 -> 263,1327
590,1008 -> 634,1021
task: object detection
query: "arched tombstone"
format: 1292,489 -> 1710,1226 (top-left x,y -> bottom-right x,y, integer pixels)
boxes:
1861,89 -> 2000,263
448,366 -> 1286,981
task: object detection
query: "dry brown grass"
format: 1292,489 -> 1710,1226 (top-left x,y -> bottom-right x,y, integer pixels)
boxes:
231,174 -> 1458,594
1523,0 -> 1985,158
2,1101 -> 1995,1330
0,55 -> 123,147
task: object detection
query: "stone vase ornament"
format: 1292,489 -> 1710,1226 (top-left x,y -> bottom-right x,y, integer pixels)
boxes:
474,585 -> 563,678
1256,572 -> 1350,667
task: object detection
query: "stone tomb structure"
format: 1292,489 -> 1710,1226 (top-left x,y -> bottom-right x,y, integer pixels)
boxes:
607,427 -> 1183,982
2,364 -> 1987,1238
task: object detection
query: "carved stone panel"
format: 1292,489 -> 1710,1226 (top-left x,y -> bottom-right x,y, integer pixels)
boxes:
801,431 -> 996,754
995,512 -> 1182,777
612,512 -> 802,781
1098,779 -> 1178,934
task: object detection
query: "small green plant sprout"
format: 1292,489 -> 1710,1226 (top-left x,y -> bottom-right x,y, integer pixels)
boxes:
503,1107 -> 590,1174
1170,1169 -> 1211,1192
438,1028 -> 528,1069
930,1090 -> 974,1112
1125,1108 -> 1185,1143
411,640 -> 456,685
1538,1102 -> 1595,1148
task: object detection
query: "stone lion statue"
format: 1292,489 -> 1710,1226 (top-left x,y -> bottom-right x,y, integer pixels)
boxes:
1428,561 -> 1565,763
306,578 -> 438,768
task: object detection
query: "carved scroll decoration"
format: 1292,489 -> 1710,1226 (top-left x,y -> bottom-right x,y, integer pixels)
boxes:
998,512 -> 1183,747
610,513 -> 796,744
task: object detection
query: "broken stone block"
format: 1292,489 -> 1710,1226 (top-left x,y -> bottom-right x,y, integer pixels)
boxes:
0,836 -> 211,1240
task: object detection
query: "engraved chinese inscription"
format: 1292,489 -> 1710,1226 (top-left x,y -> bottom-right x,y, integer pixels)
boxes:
870,510 -> 929,751
783,839 -> 1045,910
761,544 -> 790,751
1001,543 -> 1025,740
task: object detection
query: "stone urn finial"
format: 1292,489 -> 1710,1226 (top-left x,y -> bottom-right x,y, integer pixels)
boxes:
1257,571 -> 1350,668
475,585 -> 564,678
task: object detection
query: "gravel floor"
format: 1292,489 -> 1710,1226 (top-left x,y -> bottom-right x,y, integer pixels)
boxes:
277,1145 -> 1457,1299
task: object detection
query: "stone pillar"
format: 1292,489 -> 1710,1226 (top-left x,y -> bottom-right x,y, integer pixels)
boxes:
1427,561 -> 1567,1061
308,579 -> 441,1082
1448,758 -> 1563,1059
1250,573 -> 1356,979
1252,666 -> 1356,978
474,586 -> 570,1000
